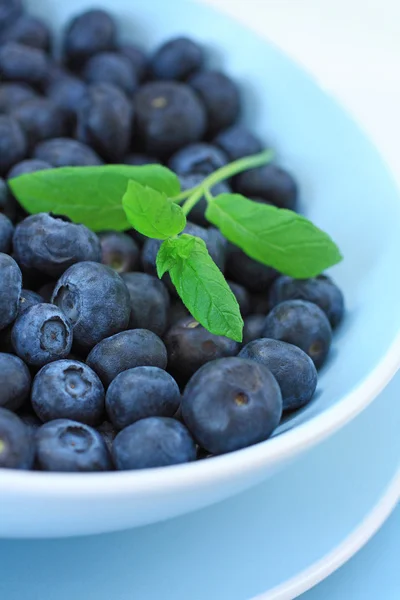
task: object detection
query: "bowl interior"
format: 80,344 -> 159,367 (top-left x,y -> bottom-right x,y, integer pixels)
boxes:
27,0 -> 400,437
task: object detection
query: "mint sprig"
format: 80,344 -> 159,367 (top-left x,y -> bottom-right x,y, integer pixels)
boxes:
157,235 -> 243,342
9,164 -> 180,232
122,180 -> 186,239
10,150 -> 343,341
176,149 -> 275,215
206,193 -> 342,277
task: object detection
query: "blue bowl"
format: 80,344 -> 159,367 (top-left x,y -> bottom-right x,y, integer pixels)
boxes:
2,0 -> 400,538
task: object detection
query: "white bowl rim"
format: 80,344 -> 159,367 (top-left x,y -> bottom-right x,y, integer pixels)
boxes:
1,7 -> 400,497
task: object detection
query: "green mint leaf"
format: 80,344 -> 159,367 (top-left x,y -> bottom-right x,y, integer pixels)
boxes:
206,194 -> 342,278
9,165 -> 180,232
122,180 -> 186,239
156,234 -> 243,342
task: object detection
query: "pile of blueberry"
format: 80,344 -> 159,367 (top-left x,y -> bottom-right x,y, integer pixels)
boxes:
0,2 -> 344,472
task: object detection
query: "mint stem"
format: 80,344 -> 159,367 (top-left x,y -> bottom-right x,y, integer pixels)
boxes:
180,149 -> 274,216
172,188 -> 196,203
204,187 -> 214,203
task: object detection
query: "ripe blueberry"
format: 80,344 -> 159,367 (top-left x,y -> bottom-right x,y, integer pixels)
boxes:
112,417 -> 196,470
32,359 -> 105,425
182,357 -> 282,454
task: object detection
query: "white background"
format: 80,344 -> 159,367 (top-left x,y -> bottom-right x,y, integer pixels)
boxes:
203,0 -> 400,187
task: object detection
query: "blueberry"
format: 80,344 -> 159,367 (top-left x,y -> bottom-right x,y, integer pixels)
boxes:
189,70 -> 241,135
182,357 -> 282,454
0,114 -> 27,175
32,359 -> 105,425
239,339 -> 317,411
250,292 -> 270,315
227,246 -> 278,292
86,329 -> 168,387
63,9 -> 116,69
228,281 -> 251,317
121,272 -> 170,336
37,281 -> 56,303
99,231 -> 139,274
0,324 -> 13,353
0,213 -> 14,253
197,446 -> 213,460
7,158 -> 52,179
128,228 -> 147,247
189,222 -> 227,271
33,137 -> 103,167
0,15 -> 51,52
169,143 -> 228,176
214,125 -> 263,161
43,61 -> 67,87
120,44 -> 148,82
11,98 -> 68,149
184,195 -> 211,227
76,82 -> 133,162
13,213 -> 102,277
0,352 -> 31,411
18,289 -> 43,315
20,275 -> 49,300
112,416 -> 196,470
0,177 -> 17,221
36,419 -> 112,472
134,81 -> 206,157
269,274 -> 345,328
46,74 -> 87,125
179,173 -> 231,196
83,52 -> 138,96
0,407 -> 34,469
262,300 -> 332,369
12,303 -> 73,367
0,82 -> 38,113
96,420 -> 116,453
164,317 -> 239,383
52,262 -> 131,351
0,42 -> 49,88
0,253 -> 22,330
151,37 -> 203,81
0,0 -> 23,33
106,366 -> 181,430
124,153 -> 160,166
18,410 -> 41,434
242,315 -> 266,346
178,173 -> 231,227
168,299 -> 189,326
235,164 -> 298,211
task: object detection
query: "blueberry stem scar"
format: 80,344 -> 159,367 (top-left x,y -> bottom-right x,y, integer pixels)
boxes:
179,149 -> 274,215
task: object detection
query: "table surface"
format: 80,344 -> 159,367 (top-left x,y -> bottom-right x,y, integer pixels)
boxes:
207,1 -> 400,597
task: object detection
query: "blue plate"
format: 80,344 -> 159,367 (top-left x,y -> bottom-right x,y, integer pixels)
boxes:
1,373 -> 398,599
302,504 -> 400,600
